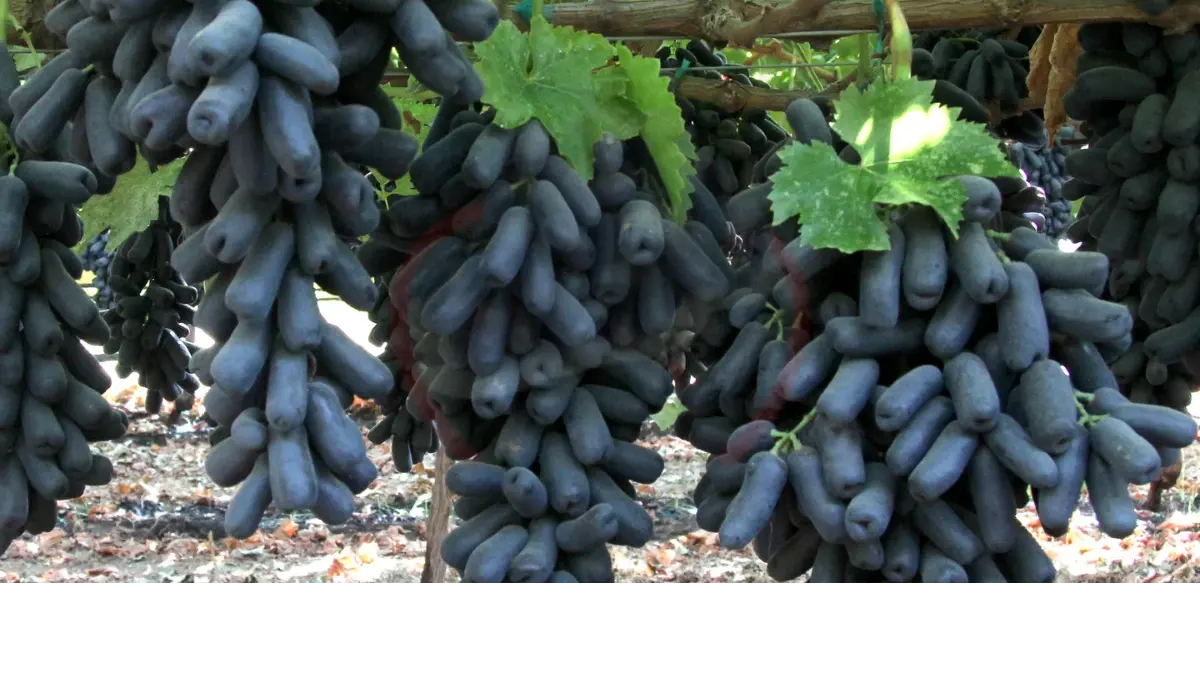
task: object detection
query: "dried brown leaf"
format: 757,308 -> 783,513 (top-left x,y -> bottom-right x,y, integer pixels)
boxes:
1046,24 -> 1082,143
276,520 -> 300,538
1025,24 -> 1059,109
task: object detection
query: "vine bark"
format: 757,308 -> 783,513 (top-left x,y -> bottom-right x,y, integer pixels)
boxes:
541,0 -> 1200,41
420,447 -> 453,583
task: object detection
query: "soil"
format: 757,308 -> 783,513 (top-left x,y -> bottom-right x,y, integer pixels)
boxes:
3,395 -> 1198,583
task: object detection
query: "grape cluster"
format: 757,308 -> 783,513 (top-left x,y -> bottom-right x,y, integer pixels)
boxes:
2,44 -> 126,556
679,97 -> 1195,582
81,228 -> 117,310
684,98 -> 845,383
7,0 -> 502,539
658,40 -> 785,238
912,29 -> 1047,145
1060,22 -> 1200,507
914,30 -> 1034,113
376,94 -> 738,581
1006,126 -> 1078,238
99,195 -> 201,419
359,235 -> 435,474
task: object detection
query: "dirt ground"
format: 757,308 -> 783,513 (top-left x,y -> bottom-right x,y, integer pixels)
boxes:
2,386 -> 1198,583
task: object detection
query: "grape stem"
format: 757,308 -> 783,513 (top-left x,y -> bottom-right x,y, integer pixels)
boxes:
763,302 -> 786,341
985,230 -> 1012,241
770,409 -> 818,455
857,33 -> 872,82
1073,390 -> 1104,427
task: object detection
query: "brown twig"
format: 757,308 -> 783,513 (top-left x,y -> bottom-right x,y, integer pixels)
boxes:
743,40 -> 837,82
675,75 -> 831,111
419,446 -> 453,583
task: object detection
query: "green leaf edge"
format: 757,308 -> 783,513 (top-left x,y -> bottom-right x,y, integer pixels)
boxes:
767,77 -> 1019,254
473,16 -> 697,224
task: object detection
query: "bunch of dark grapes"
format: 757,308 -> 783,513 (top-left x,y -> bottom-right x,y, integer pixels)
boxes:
657,40 -> 785,239
81,228 -> 117,310
1006,126 -> 1078,238
2,42 -> 127,555
10,0 -> 502,539
912,29 -> 1046,145
376,94 -> 738,581
358,232 -> 437,473
99,195 -> 202,420
678,96 -> 1195,582
914,28 -> 1040,107
1058,21 -> 1200,507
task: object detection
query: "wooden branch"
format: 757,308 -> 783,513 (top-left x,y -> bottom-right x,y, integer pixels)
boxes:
725,0 -> 837,46
420,446 -> 453,583
675,76 -> 829,111
676,74 -> 1034,124
540,0 -> 1200,42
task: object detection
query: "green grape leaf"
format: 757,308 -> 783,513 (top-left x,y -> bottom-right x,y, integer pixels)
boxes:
834,77 -> 1018,234
769,77 -> 1018,253
770,141 -> 891,253
77,156 -> 186,251
826,37 -> 864,78
12,49 -> 45,71
613,44 -> 696,224
475,17 -> 619,179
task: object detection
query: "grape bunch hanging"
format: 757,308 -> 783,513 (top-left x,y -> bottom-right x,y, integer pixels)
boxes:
1059,21 -> 1200,508
99,195 -> 202,420
375,91 -> 741,581
658,40 -> 788,238
359,226 -> 435,474
1006,126 -> 1079,238
81,229 -> 117,311
678,93 -> 1195,582
2,43 -> 128,556
912,28 -> 1049,146
6,0 -> 504,539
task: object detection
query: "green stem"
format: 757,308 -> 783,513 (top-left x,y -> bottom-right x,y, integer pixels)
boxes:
769,428 -> 797,456
884,0 -> 912,81
1074,398 -> 1088,420
985,230 -> 1012,241
1074,391 -> 1095,402
857,33 -> 872,82
770,409 -> 819,456
790,409 -> 818,437
763,306 -> 786,341
789,42 -> 826,91
1073,394 -> 1106,428
0,0 -> 9,47
7,16 -> 38,70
